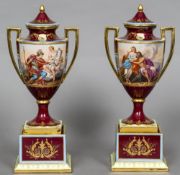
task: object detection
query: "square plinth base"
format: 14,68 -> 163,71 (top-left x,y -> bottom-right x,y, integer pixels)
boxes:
14,154 -> 72,173
111,152 -> 168,172
119,120 -> 159,133
22,121 -> 63,135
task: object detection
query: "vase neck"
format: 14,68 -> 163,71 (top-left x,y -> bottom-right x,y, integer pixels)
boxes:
27,101 -> 60,126
122,100 -> 154,125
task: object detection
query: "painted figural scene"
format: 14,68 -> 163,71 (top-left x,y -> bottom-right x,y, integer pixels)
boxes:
117,43 -> 164,83
18,44 -> 66,86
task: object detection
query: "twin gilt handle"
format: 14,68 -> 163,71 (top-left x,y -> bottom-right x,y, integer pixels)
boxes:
104,27 -> 175,82
7,28 -> 79,84
6,26 -> 176,84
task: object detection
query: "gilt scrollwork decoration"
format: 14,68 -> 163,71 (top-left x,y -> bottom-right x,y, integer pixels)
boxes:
25,138 -> 59,159
123,136 -> 155,156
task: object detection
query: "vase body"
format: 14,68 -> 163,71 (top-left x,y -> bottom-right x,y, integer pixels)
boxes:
18,39 -> 67,126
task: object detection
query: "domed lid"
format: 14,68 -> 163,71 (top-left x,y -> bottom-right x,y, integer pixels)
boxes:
26,5 -> 59,29
124,4 -> 156,28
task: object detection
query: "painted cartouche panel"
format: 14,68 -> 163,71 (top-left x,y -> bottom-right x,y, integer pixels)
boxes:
21,136 -> 64,161
117,134 -> 161,160
18,43 -> 66,86
116,42 -> 164,83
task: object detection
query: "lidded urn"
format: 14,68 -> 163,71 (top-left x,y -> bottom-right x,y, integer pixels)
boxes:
105,4 -> 175,125
7,5 -> 79,126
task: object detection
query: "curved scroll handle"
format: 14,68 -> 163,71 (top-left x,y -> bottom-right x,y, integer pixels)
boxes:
157,27 -> 175,81
62,28 -> 79,83
7,28 -> 25,83
104,27 -> 123,82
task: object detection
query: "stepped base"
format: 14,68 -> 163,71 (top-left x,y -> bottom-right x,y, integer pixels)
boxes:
111,152 -> 168,172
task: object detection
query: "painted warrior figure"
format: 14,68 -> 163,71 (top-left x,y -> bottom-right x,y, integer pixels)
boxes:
26,49 -> 48,84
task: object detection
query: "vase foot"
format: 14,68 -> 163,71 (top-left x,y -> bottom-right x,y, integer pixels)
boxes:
122,118 -> 154,125
27,102 -> 61,127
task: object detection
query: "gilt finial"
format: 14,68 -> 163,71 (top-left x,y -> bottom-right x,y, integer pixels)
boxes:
40,4 -> 45,12
138,4 -> 143,12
